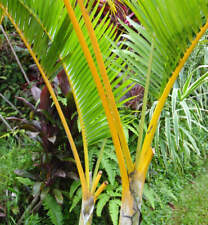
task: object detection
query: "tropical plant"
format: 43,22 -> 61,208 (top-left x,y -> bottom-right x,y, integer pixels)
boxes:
0,0 -> 131,224
0,0 -> 208,225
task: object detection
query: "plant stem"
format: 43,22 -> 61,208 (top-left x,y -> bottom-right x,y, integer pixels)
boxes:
77,0 -> 134,172
17,193 -> 39,225
0,25 -> 30,85
135,39 -> 154,169
79,196 -> 94,225
0,93 -> 23,116
91,139 -> 107,190
0,112 -> 20,141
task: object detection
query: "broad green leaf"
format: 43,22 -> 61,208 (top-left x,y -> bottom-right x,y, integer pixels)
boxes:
173,111 -> 179,149
171,88 -> 178,114
180,101 -> 192,130
16,177 -> 34,186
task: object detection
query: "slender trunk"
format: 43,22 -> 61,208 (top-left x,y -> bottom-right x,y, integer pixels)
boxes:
79,195 -> 94,225
119,148 -> 154,225
119,172 -> 143,225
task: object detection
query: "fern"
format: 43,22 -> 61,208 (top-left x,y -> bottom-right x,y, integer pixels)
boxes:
24,214 -> 41,225
96,183 -> 121,224
109,199 -> 120,225
69,180 -> 81,199
69,187 -> 82,212
88,140 -> 119,185
43,194 -> 63,225
143,184 -> 156,209
88,145 -> 98,171
96,194 -> 110,217
101,144 -> 118,185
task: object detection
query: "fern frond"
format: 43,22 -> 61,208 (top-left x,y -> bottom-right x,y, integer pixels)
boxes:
69,187 -> 82,212
43,194 -> 63,225
109,199 -> 120,225
96,194 -> 110,217
101,146 -> 118,185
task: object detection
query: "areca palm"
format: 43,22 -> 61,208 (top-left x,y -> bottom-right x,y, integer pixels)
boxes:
0,0 -> 131,224
0,0 -> 208,225
116,0 -> 208,224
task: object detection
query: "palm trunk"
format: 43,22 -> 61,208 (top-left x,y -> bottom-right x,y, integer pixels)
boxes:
119,173 -> 143,225
119,147 -> 154,225
79,195 -> 94,225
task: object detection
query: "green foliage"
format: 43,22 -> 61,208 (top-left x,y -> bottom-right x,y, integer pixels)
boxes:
141,157 -> 208,225
69,185 -> 82,212
100,144 -> 118,185
0,138 -> 35,196
119,0 -> 208,98
170,163 -> 208,225
108,199 -> 120,225
0,1 -> 208,225
150,73 -> 207,171
0,137 -> 39,224
43,194 -> 63,225
96,183 -> 121,225
0,21 -> 31,112
96,194 -> 110,217
0,0 -> 131,147
24,214 -> 41,225
16,177 -> 34,186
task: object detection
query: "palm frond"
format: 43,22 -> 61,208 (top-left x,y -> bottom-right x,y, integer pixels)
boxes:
118,0 -> 208,98
115,0 -> 208,167
0,0 -> 129,148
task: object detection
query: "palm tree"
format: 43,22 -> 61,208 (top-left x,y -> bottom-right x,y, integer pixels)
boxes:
0,1 -> 130,224
0,0 -> 208,224
114,0 -> 208,224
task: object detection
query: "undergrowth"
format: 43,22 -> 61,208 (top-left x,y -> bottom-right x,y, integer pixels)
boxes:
170,162 -> 208,225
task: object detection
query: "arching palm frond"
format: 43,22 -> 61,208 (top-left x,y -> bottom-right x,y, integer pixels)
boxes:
0,0 -> 129,147
118,0 -> 208,98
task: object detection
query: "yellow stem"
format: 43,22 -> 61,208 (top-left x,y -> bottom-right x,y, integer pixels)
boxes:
137,147 -> 154,176
77,0 -> 134,173
94,181 -> 108,200
92,139 -> 107,187
91,171 -> 102,194
0,5 -> 88,194
63,0 -> 130,196
0,15 -> 4,24
136,20 -> 208,171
